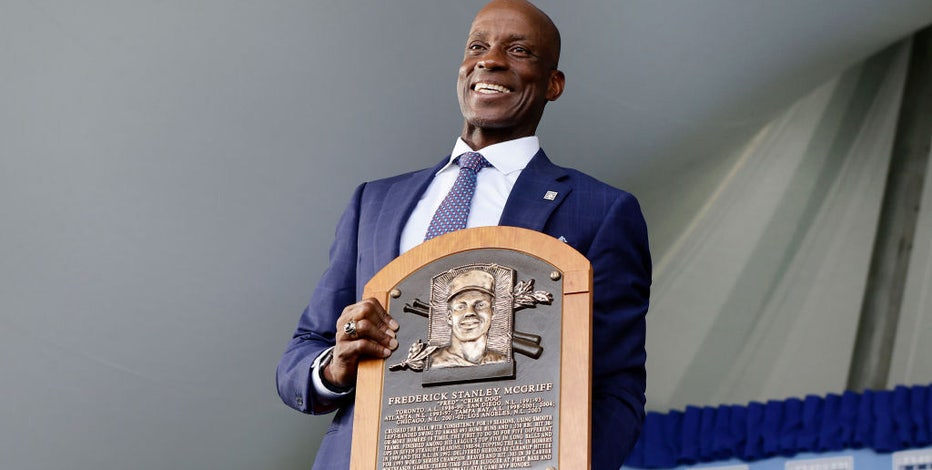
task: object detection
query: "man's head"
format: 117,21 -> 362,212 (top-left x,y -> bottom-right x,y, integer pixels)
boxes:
446,270 -> 496,343
457,0 -> 565,149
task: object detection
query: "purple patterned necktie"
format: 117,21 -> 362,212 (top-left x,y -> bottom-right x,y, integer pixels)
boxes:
424,152 -> 492,241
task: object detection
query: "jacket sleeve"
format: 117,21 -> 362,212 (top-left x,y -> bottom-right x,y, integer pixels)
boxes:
276,183 -> 365,414
588,191 -> 652,469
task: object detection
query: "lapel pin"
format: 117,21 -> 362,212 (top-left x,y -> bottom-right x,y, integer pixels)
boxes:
543,191 -> 558,201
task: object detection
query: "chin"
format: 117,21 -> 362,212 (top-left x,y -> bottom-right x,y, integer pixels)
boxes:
464,113 -> 517,130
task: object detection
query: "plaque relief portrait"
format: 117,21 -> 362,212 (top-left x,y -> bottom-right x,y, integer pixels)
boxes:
430,269 -> 508,368
425,265 -> 515,383
390,262 -> 553,386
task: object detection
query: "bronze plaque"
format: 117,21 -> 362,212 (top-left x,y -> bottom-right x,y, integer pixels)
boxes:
352,227 -> 592,470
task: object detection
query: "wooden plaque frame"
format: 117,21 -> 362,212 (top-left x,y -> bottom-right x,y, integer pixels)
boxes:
351,226 -> 592,469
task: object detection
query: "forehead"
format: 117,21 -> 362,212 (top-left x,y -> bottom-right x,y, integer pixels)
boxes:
449,290 -> 492,302
468,5 -> 548,43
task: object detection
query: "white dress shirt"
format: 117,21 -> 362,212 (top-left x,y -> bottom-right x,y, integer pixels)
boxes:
312,136 -> 541,399
399,136 -> 539,253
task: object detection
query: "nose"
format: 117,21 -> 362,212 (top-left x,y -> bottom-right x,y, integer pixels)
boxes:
477,47 -> 506,70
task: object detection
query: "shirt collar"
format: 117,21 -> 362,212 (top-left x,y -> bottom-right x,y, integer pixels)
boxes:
439,136 -> 540,175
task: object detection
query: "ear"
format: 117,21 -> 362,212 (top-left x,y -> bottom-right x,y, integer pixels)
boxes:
546,69 -> 565,101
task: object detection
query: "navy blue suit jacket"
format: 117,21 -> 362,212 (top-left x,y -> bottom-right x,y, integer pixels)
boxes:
277,150 -> 651,469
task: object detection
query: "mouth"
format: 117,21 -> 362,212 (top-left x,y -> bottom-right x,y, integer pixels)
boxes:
471,82 -> 512,95
459,319 -> 481,329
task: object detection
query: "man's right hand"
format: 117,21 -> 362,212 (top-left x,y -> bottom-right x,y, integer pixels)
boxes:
324,298 -> 400,389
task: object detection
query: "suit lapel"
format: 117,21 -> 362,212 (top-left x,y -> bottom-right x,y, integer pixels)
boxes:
373,157 -> 449,270
498,149 -> 571,231
372,150 -> 568,271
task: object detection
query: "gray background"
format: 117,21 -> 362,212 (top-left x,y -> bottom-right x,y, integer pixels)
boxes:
3,1 -> 932,469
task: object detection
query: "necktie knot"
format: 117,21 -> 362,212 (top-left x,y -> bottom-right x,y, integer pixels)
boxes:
458,152 -> 491,173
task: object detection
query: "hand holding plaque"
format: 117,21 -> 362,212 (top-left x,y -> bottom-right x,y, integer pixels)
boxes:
325,298 -> 400,390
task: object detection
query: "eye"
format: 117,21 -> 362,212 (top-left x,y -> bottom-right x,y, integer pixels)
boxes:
467,42 -> 487,52
510,45 -> 531,56
452,302 -> 468,311
474,300 -> 490,310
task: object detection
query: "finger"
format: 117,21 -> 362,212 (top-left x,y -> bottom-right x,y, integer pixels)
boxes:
334,336 -> 394,362
383,311 -> 399,332
327,336 -> 394,388
335,300 -> 379,335
339,318 -> 362,340
363,298 -> 399,331
357,298 -> 396,331
353,298 -> 398,336
343,318 -> 399,350
335,309 -> 396,349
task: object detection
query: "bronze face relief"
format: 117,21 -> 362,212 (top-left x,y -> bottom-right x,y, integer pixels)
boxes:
391,263 -> 552,386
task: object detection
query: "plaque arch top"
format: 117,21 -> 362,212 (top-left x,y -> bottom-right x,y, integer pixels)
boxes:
365,226 -> 592,298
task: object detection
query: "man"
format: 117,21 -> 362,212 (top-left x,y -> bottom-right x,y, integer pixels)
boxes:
430,269 -> 507,369
276,1 -> 651,469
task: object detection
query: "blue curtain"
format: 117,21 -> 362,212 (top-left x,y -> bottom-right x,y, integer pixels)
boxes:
625,384 -> 932,468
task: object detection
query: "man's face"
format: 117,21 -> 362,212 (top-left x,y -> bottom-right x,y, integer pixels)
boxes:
447,290 -> 494,343
457,2 -> 564,139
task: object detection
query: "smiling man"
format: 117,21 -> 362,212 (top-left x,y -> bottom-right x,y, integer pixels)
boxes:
457,0 -> 565,149
276,1 -> 651,469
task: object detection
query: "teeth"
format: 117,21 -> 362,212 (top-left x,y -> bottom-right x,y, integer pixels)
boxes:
473,83 -> 511,94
